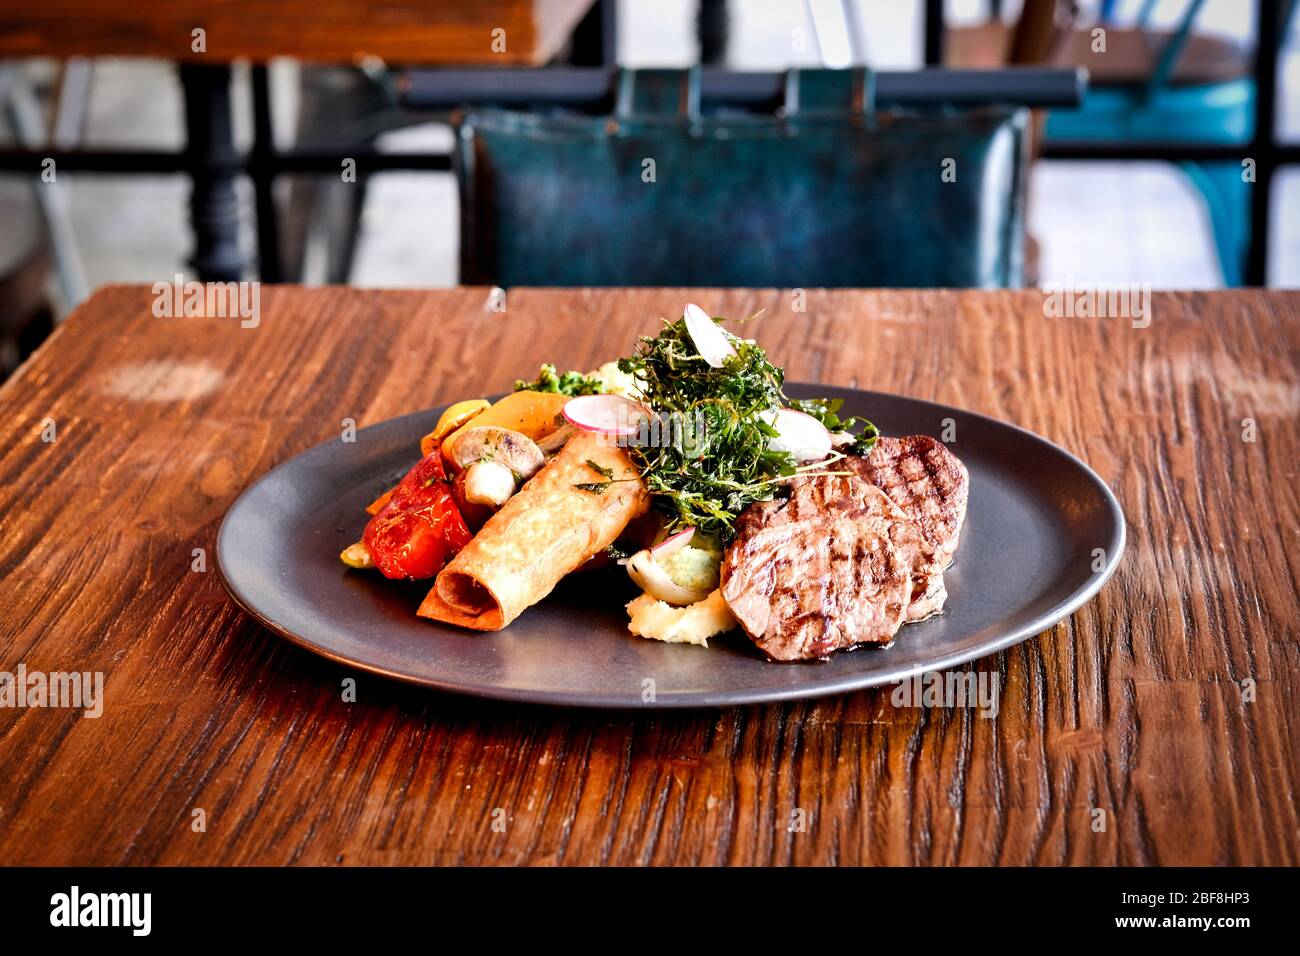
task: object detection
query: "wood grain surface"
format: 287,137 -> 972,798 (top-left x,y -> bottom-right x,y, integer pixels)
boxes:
0,285 -> 1296,866
0,0 -> 594,64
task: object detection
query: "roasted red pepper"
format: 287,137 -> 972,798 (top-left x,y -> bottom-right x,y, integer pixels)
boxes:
363,450 -> 472,580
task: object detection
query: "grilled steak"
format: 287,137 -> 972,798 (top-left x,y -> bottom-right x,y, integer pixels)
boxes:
906,570 -> 948,623
848,435 -> 969,569
721,474 -> 938,661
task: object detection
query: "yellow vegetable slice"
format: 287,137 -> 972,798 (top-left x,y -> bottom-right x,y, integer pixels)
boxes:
420,398 -> 490,456
339,541 -> 374,569
440,391 -> 568,462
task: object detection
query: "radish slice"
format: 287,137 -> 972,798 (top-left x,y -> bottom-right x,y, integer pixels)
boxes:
684,303 -> 737,368
651,527 -> 695,559
627,549 -> 709,606
563,394 -> 648,437
762,408 -> 833,461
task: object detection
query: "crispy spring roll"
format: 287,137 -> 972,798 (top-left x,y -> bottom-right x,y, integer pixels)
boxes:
418,430 -> 649,630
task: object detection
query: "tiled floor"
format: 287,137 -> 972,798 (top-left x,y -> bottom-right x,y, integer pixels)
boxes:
3,0 -> 1296,308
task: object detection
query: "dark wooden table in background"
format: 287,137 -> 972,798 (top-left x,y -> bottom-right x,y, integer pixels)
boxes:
0,0 -> 596,63
0,286 -> 1296,865
0,0 -> 603,283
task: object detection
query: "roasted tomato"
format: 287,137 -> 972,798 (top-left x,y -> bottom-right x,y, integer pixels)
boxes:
363,450 -> 472,580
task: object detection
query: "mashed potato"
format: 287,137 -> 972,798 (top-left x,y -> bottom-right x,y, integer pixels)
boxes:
587,361 -> 642,399
626,589 -> 736,647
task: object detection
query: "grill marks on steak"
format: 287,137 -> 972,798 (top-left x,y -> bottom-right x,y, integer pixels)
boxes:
721,434 -> 969,661
722,475 -> 938,661
849,435 -> 969,569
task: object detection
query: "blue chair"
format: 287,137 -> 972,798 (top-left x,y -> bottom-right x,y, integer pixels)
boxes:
455,68 -> 1031,288
1045,0 -> 1296,284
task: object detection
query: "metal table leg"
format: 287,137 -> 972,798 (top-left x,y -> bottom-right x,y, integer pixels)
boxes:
180,63 -> 245,282
1245,0 -> 1283,286
697,0 -> 729,65
925,0 -> 946,66
251,64 -> 283,283
569,0 -> 618,66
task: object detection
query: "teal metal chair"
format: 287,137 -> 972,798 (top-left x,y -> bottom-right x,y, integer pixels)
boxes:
1044,0 -> 1296,285
455,68 -> 1030,288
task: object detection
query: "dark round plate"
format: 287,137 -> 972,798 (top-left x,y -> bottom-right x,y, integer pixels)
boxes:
216,385 -> 1124,708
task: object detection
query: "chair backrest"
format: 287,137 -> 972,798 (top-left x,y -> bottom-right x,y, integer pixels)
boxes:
456,68 -> 1030,288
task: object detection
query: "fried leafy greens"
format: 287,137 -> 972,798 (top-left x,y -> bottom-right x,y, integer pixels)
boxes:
616,314 -> 878,541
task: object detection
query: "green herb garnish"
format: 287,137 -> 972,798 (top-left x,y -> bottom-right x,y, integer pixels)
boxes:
514,363 -> 604,396
574,473 -> 639,494
573,459 -> 617,493
615,316 -> 794,540
614,313 -> 881,541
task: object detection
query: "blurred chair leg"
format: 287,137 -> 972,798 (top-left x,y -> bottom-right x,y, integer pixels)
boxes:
807,0 -> 859,66
0,65 -> 89,310
1008,0 -> 1064,65
51,58 -> 92,149
1181,160 -> 1249,287
329,174 -> 369,284
0,235 -> 53,380
281,65 -> 398,283
295,173 -> 370,285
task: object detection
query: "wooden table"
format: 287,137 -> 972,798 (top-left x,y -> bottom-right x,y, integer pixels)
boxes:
0,0 -> 596,64
0,0 -> 602,284
1,286 -> 1296,866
